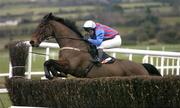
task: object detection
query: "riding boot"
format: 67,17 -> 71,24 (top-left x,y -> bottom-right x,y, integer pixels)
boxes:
91,49 -> 103,66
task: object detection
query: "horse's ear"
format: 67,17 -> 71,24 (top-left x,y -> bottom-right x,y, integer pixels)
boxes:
46,13 -> 53,19
43,13 -> 53,22
48,12 -> 53,18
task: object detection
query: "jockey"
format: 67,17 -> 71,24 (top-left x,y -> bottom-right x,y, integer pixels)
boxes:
83,20 -> 122,64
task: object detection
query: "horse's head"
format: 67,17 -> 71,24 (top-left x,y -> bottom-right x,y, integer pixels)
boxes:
30,13 -> 54,47
30,12 -> 91,50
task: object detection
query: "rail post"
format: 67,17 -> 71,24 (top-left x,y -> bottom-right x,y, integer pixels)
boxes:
45,47 -> 50,60
8,62 -> 12,78
177,58 -> 180,75
160,56 -> 165,76
27,46 -> 32,79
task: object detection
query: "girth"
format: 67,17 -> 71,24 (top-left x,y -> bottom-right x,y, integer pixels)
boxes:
83,63 -> 95,77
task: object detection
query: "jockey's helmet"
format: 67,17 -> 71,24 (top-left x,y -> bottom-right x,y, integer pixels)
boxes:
83,20 -> 96,29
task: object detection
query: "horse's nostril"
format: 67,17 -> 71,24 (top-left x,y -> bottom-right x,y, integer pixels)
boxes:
30,40 -> 34,45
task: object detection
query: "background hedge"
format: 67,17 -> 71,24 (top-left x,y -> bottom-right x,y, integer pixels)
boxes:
6,76 -> 180,108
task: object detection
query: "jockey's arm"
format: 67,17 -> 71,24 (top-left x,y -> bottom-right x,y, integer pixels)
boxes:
88,29 -> 104,46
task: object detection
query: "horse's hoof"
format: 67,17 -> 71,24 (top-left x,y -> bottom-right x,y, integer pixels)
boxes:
48,77 -> 53,80
45,75 -> 53,80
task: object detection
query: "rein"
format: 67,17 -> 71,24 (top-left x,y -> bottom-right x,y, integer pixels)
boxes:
30,46 -> 88,57
47,36 -> 89,53
30,47 -> 88,57
56,37 -> 85,41
47,36 -> 86,41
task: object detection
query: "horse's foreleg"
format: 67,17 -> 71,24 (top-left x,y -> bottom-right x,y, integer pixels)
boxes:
44,59 -> 69,79
49,62 -> 67,77
44,60 -> 53,80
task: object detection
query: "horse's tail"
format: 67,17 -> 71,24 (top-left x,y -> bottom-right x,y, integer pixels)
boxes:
142,63 -> 162,76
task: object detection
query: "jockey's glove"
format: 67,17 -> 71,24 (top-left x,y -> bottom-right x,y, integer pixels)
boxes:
83,35 -> 90,41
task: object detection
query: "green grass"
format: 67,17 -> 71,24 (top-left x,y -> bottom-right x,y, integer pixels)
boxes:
30,48 -> 59,72
0,0 -> 25,3
59,5 -> 96,12
116,26 -> 135,35
0,50 -> 9,73
151,6 -> 172,13
0,6 -> 60,16
119,3 -> 174,16
0,4 -> 96,16
124,44 -> 180,52
0,23 -> 37,31
161,17 -> 180,25
119,2 -> 164,9
0,93 -> 11,108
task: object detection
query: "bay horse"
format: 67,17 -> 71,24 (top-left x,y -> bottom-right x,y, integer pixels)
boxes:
30,13 -> 161,80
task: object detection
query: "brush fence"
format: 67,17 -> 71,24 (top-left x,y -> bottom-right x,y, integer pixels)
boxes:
6,76 -> 180,108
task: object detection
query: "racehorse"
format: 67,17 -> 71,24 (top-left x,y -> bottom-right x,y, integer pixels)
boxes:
30,13 -> 161,80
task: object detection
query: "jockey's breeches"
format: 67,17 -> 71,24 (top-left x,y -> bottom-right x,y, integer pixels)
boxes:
97,35 -> 122,49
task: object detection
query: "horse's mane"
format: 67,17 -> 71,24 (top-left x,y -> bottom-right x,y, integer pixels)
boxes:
48,14 -> 84,38
43,13 -> 90,45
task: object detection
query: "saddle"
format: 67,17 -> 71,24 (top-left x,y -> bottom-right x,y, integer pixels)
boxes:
89,44 -> 115,64
100,52 -> 116,64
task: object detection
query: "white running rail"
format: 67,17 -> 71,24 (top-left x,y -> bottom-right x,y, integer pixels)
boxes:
2,41 -> 180,78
